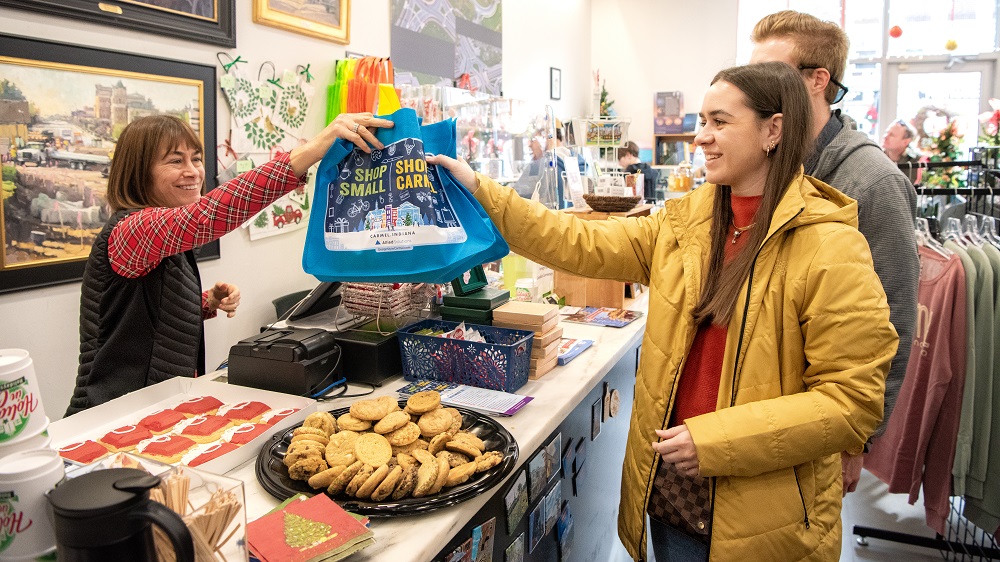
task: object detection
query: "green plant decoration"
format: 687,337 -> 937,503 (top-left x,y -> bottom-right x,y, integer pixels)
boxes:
922,120 -> 967,189
600,80 -> 615,117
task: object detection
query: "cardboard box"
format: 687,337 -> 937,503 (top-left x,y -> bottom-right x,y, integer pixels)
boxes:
531,338 -> 560,360
49,377 -> 316,474
494,314 -> 559,335
492,301 -> 559,325
534,326 -> 564,348
529,355 -> 558,380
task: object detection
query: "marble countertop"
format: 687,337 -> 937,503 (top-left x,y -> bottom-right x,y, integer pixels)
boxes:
227,294 -> 648,561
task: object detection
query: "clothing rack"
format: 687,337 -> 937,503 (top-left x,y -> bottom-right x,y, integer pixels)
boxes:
852,149 -> 1000,561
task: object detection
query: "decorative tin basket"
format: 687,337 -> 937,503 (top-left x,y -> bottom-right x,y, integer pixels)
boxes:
397,319 -> 534,393
582,193 -> 642,213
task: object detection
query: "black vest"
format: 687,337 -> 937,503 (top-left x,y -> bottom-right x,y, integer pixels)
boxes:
67,209 -> 205,416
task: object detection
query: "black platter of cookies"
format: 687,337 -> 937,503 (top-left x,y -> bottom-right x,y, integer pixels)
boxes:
255,390 -> 518,515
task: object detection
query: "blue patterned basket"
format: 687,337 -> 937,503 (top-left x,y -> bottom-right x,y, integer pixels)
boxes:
397,319 -> 534,393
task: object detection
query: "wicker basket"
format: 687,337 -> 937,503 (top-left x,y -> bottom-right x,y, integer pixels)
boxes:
582,194 -> 642,213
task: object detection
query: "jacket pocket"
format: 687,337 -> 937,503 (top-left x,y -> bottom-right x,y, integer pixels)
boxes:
712,467 -> 804,540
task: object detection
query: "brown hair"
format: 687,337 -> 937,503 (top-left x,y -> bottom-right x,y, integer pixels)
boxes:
692,62 -> 813,326
105,115 -> 203,212
752,10 -> 849,105
616,141 -> 639,160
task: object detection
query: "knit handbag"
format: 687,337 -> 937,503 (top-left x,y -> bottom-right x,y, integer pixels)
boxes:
647,460 -> 713,545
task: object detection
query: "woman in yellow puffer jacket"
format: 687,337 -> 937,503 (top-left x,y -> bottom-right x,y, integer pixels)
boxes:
429,61 -> 897,562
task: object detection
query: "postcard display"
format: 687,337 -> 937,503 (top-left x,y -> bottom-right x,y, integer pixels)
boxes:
433,339 -> 640,562
217,56 -> 316,241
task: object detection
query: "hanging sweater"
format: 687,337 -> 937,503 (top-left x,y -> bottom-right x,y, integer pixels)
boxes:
947,243 -> 978,496
952,244 -> 994,499
963,242 -> 1000,533
865,246 -> 967,535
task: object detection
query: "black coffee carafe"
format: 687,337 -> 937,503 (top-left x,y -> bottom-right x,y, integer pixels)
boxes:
45,468 -> 194,562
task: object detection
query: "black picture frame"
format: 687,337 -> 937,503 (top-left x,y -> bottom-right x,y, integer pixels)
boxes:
550,67 -> 561,101
590,397 -> 602,440
0,34 -> 218,294
0,0 -> 236,48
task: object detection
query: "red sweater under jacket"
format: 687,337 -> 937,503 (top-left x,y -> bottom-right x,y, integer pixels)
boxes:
670,194 -> 762,427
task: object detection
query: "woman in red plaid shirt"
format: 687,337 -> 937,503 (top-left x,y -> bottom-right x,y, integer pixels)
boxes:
66,112 -> 392,415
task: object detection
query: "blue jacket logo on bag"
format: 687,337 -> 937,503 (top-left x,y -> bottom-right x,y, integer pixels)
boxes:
324,137 -> 467,252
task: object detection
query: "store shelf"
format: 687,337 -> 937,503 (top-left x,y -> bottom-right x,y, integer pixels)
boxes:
654,133 -> 696,166
555,204 -> 654,308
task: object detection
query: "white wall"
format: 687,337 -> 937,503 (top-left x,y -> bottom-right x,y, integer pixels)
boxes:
591,0 -> 740,151
0,3 -> 390,419
0,0 -> 599,419
502,0 -> 593,124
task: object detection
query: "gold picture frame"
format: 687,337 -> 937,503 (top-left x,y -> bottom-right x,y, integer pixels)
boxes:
0,34 -> 218,294
253,0 -> 350,44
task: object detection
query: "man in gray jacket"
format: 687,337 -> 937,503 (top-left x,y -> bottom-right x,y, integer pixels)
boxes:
751,10 -> 920,494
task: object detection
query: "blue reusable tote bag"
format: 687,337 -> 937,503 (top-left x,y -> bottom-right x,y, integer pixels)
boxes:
418,117 -> 511,282
303,108 -> 509,284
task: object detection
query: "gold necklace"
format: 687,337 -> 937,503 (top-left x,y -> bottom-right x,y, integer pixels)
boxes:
731,222 -> 754,244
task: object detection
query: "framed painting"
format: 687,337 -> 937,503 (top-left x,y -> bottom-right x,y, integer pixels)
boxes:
0,34 -> 218,294
253,0 -> 350,44
0,1 -> 236,48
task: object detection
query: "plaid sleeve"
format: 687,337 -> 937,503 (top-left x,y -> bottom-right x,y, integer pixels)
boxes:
108,152 -> 305,278
201,290 -> 218,320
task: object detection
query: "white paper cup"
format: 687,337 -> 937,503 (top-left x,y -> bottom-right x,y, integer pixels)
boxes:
0,449 -> 63,559
0,351 -> 47,446
0,421 -> 50,461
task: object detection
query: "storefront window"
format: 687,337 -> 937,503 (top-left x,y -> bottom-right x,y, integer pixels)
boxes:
844,0 -> 884,59
886,0 -> 997,57
737,0 -> 999,146
841,63 -> 882,139
897,70 -> 982,155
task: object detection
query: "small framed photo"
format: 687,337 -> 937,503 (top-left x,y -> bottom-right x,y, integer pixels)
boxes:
529,500 -> 545,553
602,381 -> 611,422
557,501 -> 575,562
451,264 -> 488,296
528,450 -> 547,502
544,432 -> 562,484
253,0 -> 351,44
561,438 -> 577,477
572,460 -> 588,496
591,398 -> 602,440
505,532 -> 525,562
550,67 -> 561,100
574,437 -> 588,473
543,485 -> 561,535
504,470 -> 528,535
